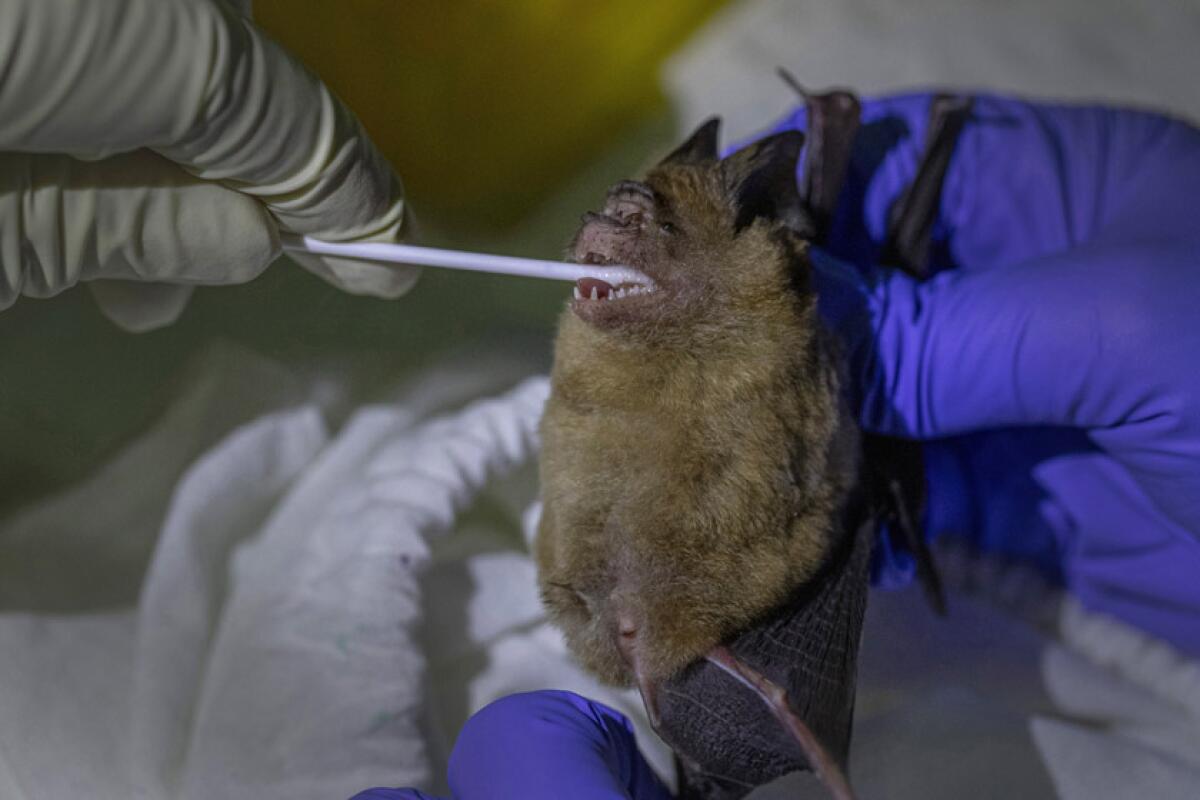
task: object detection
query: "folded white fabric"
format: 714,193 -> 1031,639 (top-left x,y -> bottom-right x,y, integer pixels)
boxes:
2,350 -> 1197,800
0,357 -> 559,799
0,405 -> 328,800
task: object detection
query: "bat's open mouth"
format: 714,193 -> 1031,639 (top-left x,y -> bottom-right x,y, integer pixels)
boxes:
570,250 -> 661,323
568,187 -> 665,325
573,276 -> 657,302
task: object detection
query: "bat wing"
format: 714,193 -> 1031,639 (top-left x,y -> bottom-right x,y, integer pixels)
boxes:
864,94 -> 975,614
792,83 -> 966,616
663,487 -> 875,800
881,94 -> 974,278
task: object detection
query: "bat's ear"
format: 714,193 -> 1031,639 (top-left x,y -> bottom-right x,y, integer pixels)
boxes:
721,131 -> 808,234
659,117 -> 721,166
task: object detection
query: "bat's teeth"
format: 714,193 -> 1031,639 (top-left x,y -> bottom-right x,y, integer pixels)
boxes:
573,286 -> 582,300
590,286 -> 599,301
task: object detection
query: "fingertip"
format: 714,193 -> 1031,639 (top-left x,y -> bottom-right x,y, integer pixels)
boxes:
88,281 -> 194,332
289,253 -> 421,298
347,789 -> 444,800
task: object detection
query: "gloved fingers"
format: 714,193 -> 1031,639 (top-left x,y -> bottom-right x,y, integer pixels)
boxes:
286,249 -> 421,299
814,239 -> 1200,441
755,93 -> 1200,272
447,691 -> 672,800
0,0 -> 417,297
283,198 -> 421,298
920,431 -> 1200,658
0,150 -> 277,316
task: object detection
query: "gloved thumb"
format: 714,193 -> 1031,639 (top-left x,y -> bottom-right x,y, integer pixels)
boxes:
812,240 -> 1194,439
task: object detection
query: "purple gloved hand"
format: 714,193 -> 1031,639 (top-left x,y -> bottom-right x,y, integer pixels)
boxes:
755,93 -> 1200,657
348,691 -> 670,800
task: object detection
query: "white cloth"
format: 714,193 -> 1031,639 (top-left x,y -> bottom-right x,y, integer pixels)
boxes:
0,350 -> 563,799
2,349 -> 1198,800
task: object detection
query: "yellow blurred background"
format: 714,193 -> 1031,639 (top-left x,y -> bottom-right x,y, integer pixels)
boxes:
255,0 -> 729,231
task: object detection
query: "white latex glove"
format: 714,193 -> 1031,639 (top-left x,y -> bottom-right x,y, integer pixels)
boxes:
0,0 -> 418,331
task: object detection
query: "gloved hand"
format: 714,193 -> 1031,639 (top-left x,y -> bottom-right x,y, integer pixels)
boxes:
0,0 -> 418,331
349,691 -> 671,800
756,93 -> 1200,657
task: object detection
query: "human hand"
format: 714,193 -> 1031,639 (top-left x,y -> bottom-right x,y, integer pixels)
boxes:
756,93 -> 1200,656
349,691 -> 670,800
0,0 -> 417,331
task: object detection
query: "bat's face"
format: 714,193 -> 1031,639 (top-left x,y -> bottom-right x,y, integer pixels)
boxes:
564,120 -> 812,348
567,171 -> 743,332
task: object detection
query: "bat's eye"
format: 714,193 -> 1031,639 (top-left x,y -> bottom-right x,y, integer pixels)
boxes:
659,221 -> 677,235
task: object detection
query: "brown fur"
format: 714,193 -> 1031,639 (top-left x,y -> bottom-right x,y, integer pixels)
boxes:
536,129 -> 860,686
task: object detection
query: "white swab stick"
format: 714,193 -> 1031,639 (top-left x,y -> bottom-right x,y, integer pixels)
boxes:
281,235 -> 651,286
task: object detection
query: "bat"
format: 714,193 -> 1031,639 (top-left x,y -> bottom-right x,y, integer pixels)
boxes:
535,83 -> 971,799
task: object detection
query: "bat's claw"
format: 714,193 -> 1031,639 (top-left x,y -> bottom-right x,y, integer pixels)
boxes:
617,615 -> 664,731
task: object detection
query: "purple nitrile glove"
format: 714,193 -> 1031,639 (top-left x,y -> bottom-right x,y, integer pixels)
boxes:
750,92 -> 1200,657
348,691 -> 671,800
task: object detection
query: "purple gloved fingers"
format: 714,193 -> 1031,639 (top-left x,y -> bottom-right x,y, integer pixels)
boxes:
812,234 -> 1200,658
448,691 -> 672,800
347,692 -> 669,800
820,239 -> 1200,529
923,427 -> 1200,658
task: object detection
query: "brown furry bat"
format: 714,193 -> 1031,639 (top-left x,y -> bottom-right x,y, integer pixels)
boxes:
538,124 -> 857,684
536,88 -> 969,799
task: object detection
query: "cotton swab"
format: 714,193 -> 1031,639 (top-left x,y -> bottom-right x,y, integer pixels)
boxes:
280,235 -> 652,287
